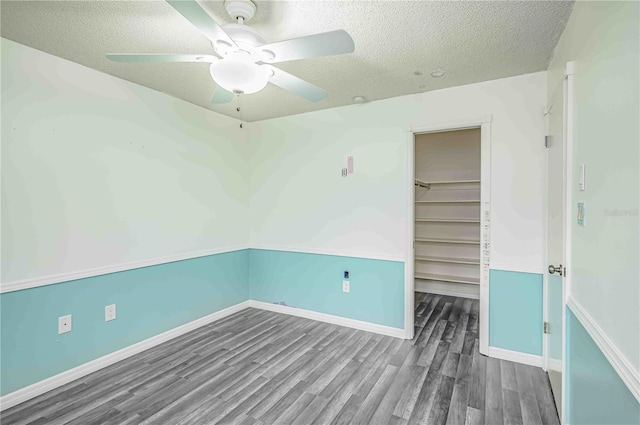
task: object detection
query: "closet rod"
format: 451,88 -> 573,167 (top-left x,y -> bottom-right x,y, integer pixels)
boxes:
417,179 -> 481,185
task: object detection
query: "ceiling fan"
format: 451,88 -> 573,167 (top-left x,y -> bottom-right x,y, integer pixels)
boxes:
106,0 -> 355,104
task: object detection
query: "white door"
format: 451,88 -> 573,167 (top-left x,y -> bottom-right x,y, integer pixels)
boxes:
545,84 -> 566,420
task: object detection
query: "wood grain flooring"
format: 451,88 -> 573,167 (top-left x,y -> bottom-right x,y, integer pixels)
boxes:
1,293 -> 560,425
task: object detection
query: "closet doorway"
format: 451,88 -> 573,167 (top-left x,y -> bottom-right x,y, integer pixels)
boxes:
406,119 -> 491,356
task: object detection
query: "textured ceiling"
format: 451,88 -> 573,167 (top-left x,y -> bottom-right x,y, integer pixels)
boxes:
1,0 -> 574,122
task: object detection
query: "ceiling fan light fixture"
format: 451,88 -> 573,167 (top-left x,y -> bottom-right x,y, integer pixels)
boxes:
209,55 -> 269,94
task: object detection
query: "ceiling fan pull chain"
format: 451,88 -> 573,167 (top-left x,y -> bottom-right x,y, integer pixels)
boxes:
236,93 -> 244,129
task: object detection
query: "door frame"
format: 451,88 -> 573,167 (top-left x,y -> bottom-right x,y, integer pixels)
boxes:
405,116 -> 492,357
542,61 -> 574,424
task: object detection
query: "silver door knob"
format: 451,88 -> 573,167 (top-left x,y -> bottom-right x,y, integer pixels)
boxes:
548,264 -> 563,276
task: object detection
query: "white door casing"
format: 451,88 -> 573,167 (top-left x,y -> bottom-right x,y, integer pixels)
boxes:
406,117 -> 491,357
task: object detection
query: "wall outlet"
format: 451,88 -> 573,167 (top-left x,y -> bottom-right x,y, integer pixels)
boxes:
58,315 -> 72,334
105,304 -> 116,321
342,280 -> 350,293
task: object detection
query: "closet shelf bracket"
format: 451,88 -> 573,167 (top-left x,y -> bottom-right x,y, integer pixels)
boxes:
414,179 -> 431,190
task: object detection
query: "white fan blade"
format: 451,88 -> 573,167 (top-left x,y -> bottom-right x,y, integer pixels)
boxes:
106,54 -> 217,63
267,66 -> 326,102
259,30 -> 354,64
166,0 -> 237,49
211,87 -> 235,104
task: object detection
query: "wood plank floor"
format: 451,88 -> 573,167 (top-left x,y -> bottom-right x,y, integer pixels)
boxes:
1,293 -> 560,425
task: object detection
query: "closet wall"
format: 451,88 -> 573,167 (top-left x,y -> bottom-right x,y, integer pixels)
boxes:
414,129 -> 481,298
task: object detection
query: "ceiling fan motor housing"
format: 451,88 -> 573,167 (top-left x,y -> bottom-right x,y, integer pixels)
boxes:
220,24 -> 265,48
214,23 -> 267,60
224,0 -> 256,22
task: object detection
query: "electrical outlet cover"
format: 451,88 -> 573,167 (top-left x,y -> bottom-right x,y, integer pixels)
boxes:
105,304 -> 116,321
342,280 -> 350,293
58,315 -> 72,334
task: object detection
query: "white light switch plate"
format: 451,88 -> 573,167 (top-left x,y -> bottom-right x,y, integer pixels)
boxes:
579,163 -> 586,191
58,315 -> 72,334
577,202 -> 586,226
342,280 -> 350,293
105,304 -> 116,321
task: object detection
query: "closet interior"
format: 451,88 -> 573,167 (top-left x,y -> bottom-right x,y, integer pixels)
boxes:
414,128 -> 481,299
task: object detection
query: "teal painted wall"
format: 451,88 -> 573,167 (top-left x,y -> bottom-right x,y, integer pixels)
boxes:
489,269 -> 543,355
566,309 -> 640,424
0,249 -> 250,395
249,249 -> 405,329
4,253 -> 556,397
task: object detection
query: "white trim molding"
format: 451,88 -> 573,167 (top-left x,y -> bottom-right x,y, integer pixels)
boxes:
478,119 -> 491,357
249,300 -> 405,339
406,116 -> 493,354
547,358 -> 562,372
560,61 -> 574,422
1,245 -> 250,294
1,245 -> 404,295
249,245 -> 405,263
567,296 -> 640,402
489,263 -> 544,276
0,300 -> 252,411
409,115 -> 493,134
405,130 -> 416,340
488,346 -> 543,368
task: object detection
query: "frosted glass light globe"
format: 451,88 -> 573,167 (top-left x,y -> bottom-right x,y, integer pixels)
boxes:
209,55 -> 269,95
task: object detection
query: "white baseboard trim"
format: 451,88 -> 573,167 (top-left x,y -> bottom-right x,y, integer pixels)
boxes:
250,245 -> 405,263
547,358 -> 562,372
248,300 -> 406,339
415,280 -> 480,299
488,346 -> 543,368
0,299 -> 409,410
567,296 -> 640,402
0,300 -> 251,411
1,245 -> 250,294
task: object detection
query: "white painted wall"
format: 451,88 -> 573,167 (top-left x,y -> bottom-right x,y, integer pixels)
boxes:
1,38 -> 549,300
248,72 -> 547,271
1,39 -> 249,285
548,2 -> 639,372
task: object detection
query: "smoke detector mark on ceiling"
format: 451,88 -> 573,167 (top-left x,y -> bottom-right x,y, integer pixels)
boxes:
353,96 -> 365,104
